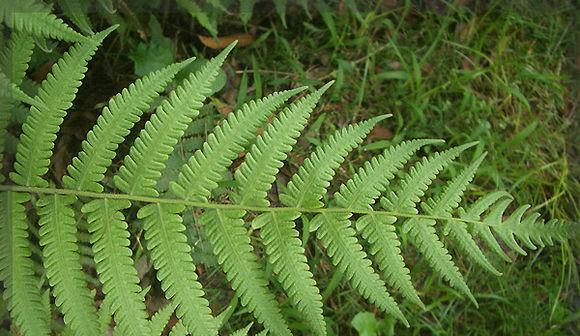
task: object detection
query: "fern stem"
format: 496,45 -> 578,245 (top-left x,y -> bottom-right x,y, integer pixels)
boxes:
0,184 -> 503,227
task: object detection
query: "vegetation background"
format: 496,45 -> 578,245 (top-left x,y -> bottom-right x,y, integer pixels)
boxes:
2,0 -> 578,335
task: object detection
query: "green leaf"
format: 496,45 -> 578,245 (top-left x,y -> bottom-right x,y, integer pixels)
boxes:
83,199 -> 149,336
63,59 -> 192,192
115,42 -> 235,197
138,203 -> 217,336
10,27 -> 115,188
0,191 -> 51,336
37,194 -> 100,335
130,16 -> 175,77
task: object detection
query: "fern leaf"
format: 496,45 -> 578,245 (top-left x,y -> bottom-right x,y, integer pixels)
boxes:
235,82 -> 333,207
37,194 -> 100,335
10,27 -> 114,187
201,209 -> 292,336
255,116 -> 386,335
403,155 -> 488,306
0,72 -> 35,106
423,153 -> 487,217
406,217 -> 477,305
57,0 -> 93,34
329,140 -> 440,308
1,0 -> 85,42
114,42 -> 235,197
312,212 -> 408,326
494,205 -> 533,255
0,31 -> 35,86
462,191 -> 512,219
82,199 -> 149,336
170,87 -> 306,201
253,211 -> 326,335
445,216 -> 501,276
149,303 -> 176,336
63,59 -> 193,192
199,85 -> 332,335
335,139 -> 443,209
447,192 -> 510,276
280,115 -> 388,208
474,198 -> 566,267
239,0 -> 257,24
473,198 -> 513,261
356,214 -> 423,308
230,323 -> 253,336
169,322 -> 189,336
381,142 -> 478,214
0,191 -> 51,336
231,84 -> 331,334
138,203 -> 217,336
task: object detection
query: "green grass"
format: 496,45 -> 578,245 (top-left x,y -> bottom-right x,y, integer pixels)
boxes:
4,1 -> 576,335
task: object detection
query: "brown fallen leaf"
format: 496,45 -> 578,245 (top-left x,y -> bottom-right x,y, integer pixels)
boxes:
368,125 -> 392,141
198,33 -> 255,50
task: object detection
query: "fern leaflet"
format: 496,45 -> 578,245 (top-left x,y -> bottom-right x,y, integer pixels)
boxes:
0,191 -> 51,336
10,27 -> 115,187
83,199 -> 150,336
1,0 -> 86,42
37,194 -> 100,335
138,203 -> 217,336
63,59 -> 193,192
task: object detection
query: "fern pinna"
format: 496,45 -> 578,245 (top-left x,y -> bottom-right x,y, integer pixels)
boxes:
0,12 -> 570,336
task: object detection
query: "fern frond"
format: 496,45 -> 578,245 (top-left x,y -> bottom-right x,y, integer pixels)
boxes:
472,198 -> 513,261
1,0 -> 86,42
253,211 -> 325,335
230,323 -> 253,336
114,42 -> 235,197
200,85 -> 333,335
444,216 -> 501,276
169,322 -> 189,336
10,27 -> 115,188
234,82 -> 333,207
335,139 -> 443,209
82,199 -> 149,336
138,203 -> 217,336
402,154 -> 488,305
381,142 -> 478,214
355,213 -> 422,308
0,72 -> 35,106
229,84 -> 333,334
57,0 -> 93,34
37,194 -> 100,335
0,191 -> 51,336
442,173 -> 503,276
422,153 -> 487,217
256,116 -> 386,335
329,140 -> 440,309
0,31 -> 35,86
280,115 -> 388,208
170,86 -> 306,201
493,205 -> 568,255
312,212 -> 408,325
149,303 -> 176,336
200,209 -> 292,336
63,59 -> 193,192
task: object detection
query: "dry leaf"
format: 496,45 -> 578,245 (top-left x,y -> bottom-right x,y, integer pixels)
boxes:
198,33 -> 255,50
368,125 -> 392,141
